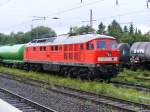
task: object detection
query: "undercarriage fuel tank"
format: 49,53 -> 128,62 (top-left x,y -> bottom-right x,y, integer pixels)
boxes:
0,44 -> 25,61
130,42 -> 150,60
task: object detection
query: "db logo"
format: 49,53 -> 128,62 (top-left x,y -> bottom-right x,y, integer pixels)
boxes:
107,51 -> 111,56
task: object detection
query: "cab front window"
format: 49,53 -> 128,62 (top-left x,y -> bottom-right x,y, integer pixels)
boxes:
110,41 -> 117,49
97,41 -> 106,49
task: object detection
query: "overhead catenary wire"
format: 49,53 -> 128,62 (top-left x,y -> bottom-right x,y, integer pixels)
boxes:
47,0 -> 104,17
0,0 -> 150,33
1,19 -> 32,31
0,0 -> 11,8
3,8 -> 149,32
96,8 -> 148,22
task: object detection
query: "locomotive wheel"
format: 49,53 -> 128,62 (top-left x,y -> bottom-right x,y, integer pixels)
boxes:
86,70 -> 94,80
8,64 -> 13,68
64,68 -> 69,76
66,67 -> 72,77
72,68 -> 79,78
36,64 -> 43,72
67,67 -> 79,78
23,63 -> 30,71
77,68 -> 93,80
67,68 -> 74,78
60,67 -> 69,76
59,67 -> 64,75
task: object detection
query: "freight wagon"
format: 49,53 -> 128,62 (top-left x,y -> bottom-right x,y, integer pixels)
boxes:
0,44 -> 25,66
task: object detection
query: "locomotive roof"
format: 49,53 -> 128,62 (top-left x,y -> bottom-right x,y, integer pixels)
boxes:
27,34 -> 115,47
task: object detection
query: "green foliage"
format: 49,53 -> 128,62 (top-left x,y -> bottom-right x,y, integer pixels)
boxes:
97,22 -> 106,34
129,23 -> 134,34
0,20 -> 150,45
31,26 -> 56,39
111,69 -> 150,87
107,20 -> 123,40
123,25 -> 128,33
68,25 -> 95,35
0,26 -> 56,45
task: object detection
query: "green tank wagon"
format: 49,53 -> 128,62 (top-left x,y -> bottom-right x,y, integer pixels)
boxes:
0,44 -> 25,63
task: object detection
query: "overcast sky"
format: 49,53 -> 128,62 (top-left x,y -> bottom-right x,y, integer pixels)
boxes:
0,0 -> 149,34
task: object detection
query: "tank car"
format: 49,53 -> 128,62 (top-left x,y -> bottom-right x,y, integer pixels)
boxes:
130,42 -> 150,69
0,44 -> 25,65
117,43 -> 130,68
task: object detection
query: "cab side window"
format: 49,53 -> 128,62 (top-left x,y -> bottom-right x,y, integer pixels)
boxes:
87,43 -> 94,50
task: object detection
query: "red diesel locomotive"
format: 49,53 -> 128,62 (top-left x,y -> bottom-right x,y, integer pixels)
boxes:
24,34 -> 120,79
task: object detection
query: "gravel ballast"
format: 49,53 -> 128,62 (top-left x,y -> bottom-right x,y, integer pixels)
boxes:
0,74 -> 112,112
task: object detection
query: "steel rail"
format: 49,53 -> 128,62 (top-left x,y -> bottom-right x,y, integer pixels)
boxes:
109,80 -> 150,93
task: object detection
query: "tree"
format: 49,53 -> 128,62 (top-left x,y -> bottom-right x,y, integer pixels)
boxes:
129,23 -> 134,34
138,29 -> 142,35
107,20 -> 122,40
97,22 -> 105,34
31,26 -> 56,39
123,25 -> 128,33
68,25 -> 95,35
68,26 -> 78,35
0,26 -> 57,45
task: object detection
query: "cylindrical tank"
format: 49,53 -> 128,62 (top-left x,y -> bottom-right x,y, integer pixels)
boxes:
117,43 -> 130,63
130,42 -> 150,60
0,44 -> 25,61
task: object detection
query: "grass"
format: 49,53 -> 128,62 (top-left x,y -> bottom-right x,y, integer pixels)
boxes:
0,66 -> 149,105
111,69 -> 150,88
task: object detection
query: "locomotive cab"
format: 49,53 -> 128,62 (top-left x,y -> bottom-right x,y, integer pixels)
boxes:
95,38 -> 119,64
87,38 -> 120,78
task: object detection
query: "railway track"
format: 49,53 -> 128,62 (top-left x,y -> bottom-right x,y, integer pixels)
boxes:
135,77 -> 150,82
0,73 -> 149,112
109,80 -> 150,93
0,87 -> 57,112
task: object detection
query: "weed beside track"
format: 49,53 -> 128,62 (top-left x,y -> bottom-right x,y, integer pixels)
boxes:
111,69 -> 150,88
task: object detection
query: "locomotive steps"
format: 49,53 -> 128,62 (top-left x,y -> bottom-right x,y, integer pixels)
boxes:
0,67 -> 149,111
